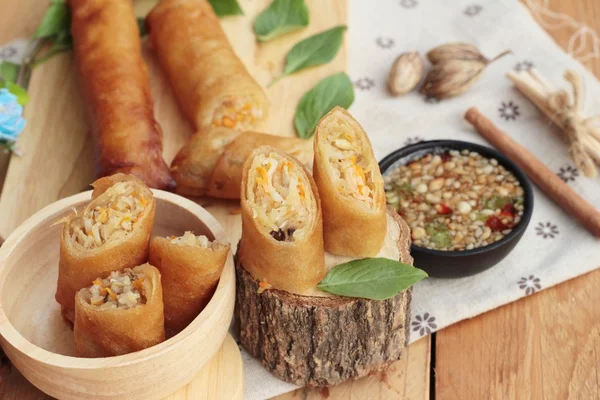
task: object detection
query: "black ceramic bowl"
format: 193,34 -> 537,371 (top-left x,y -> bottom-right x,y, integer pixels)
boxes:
379,140 -> 534,278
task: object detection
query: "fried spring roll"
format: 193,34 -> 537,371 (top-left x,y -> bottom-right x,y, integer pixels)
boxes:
149,232 -> 230,333
55,174 -> 155,323
171,128 -> 313,198
69,0 -> 174,190
313,107 -> 387,256
74,264 -> 165,357
147,0 -> 269,132
238,146 -> 325,294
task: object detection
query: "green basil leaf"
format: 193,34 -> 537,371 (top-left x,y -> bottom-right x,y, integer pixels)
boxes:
254,0 -> 309,42
208,0 -> 244,17
137,17 -> 147,37
6,82 -> 30,106
33,40 -> 71,66
34,0 -> 70,40
283,25 -> 346,76
294,72 -> 354,139
0,62 -> 20,84
52,29 -> 72,47
317,258 -> 428,300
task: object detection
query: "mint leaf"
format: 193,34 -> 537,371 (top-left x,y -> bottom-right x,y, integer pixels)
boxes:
6,82 -> 29,106
34,0 -> 70,39
294,72 -> 354,139
0,62 -> 20,83
317,258 -> 427,300
208,0 -> 244,17
283,26 -> 346,76
254,0 -> 309,42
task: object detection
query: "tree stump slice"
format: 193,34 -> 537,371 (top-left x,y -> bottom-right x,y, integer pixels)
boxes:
236,210 -> 413,387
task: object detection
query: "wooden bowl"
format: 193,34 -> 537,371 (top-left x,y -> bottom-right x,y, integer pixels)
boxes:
0,190 -> 235,400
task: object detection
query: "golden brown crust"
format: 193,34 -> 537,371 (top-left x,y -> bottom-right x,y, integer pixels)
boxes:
55,175 -> 156,322
313,107 -> 387,257
73,264 -> 165,357
238,146 -> 325,295
208,131 -> 313,199
90,173 -> 148,199
69,0 -> 174,190
170,128 -> 240,197
149,236 -> 230,333
147,0 -> 269,132
170,128 -> 313,198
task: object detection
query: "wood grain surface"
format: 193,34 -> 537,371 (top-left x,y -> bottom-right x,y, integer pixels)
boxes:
435,1 -> 600,399
0,0 -> 599,400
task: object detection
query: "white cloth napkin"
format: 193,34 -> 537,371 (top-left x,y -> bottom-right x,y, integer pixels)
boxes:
2,1 -> 599,399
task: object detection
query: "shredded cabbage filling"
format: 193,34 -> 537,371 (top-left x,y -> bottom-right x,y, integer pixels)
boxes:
169,231 -> 221,249
247,152 -> 312,242
323,117 -> 376,207
84,269 -> 145,309
66,182 -> 150,250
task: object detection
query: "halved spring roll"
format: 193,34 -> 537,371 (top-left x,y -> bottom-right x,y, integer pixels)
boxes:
313,106 -> 387,256
147,0 -> 269,132
55,174 -> 155,323
238,146 -> 325,295
69,0 -> 174,190
74,264 -> 165,357
171,128 -> 313,198
149,232 -> 230,333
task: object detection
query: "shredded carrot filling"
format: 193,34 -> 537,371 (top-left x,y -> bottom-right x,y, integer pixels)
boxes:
322,116 -> 376,206
66,182 -> 151,250
257,279 -> 272,294
211,96 -> 262,130
247,152 -> 313,242
86,269 -> 145,309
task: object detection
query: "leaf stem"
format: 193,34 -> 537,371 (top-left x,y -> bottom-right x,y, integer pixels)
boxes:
267,74 -> 284,88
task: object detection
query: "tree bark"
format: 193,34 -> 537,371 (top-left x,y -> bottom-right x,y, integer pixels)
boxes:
236,211 -> 413,387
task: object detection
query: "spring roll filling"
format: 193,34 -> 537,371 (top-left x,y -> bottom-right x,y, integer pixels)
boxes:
67,182 -> 150,250
322,116 -> 376,207
84,269 -> 146,309
211,96 -> 263,130
247,152 -> 314,242
169,231 -> 225,249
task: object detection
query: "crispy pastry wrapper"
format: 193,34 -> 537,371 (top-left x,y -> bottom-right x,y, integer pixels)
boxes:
171,128 -> 313,198
147,0 -> 269,132
149,235 -> 230,333
238,146 -> 325,295
69,0 -> 174,190
73,264 -> 165,358
313,107 -> 387,256
55,174 -> 156,323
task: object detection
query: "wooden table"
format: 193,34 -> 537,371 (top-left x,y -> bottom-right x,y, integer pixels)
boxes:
1,1 -> 599,399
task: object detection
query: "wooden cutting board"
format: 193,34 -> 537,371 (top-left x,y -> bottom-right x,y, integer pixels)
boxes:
0,0 -> 348,399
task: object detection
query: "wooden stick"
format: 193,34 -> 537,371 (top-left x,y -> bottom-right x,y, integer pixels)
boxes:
465,107 -> 600,238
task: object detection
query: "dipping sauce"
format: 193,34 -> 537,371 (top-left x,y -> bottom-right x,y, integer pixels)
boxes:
384,149 -> 525,251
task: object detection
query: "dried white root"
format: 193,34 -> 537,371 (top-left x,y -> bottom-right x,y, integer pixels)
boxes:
507,68 -> 600,177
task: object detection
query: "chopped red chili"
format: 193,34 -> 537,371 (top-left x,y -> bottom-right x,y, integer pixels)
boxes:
486,216 -> 508,232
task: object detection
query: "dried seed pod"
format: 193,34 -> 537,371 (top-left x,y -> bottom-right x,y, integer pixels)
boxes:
420,47 -> 511,99
426,42 -> 486,64
419,59 -> 486,99
388,52 -> 424,96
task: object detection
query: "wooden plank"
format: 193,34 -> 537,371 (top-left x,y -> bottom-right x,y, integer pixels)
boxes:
436,1 -> 600,398
275,337 -> 431,400
436,269 -> 600,399
0,333 -> 244,400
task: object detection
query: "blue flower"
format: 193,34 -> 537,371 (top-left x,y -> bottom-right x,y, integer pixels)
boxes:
0,88 -> 26,142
